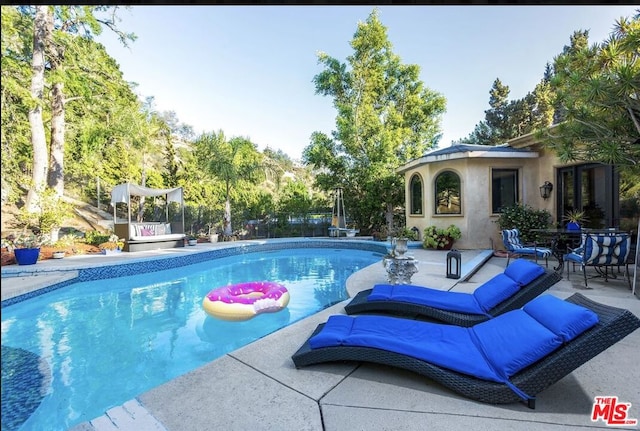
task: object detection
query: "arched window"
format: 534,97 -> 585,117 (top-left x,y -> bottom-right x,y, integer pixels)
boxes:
409,174 -> 423,215
435,171 -> 461,214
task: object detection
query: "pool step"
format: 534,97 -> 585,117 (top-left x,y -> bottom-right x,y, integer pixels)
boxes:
460,249 -> 494,282
69,400 -> 167,431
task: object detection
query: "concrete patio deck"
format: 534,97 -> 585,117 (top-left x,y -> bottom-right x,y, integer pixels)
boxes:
2,240 -> 638,431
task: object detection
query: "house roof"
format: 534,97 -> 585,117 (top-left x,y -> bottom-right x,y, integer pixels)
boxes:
397,143 -> 539,174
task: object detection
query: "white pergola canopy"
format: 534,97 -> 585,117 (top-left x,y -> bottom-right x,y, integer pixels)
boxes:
110,183 -> 183,205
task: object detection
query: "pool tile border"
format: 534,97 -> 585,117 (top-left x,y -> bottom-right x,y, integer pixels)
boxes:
1,240 -> 388,308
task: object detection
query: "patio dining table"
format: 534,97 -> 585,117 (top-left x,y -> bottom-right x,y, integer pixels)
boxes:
530,228 -> 626,274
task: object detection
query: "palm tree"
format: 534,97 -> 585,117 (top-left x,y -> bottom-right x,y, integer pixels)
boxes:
195,130 -> 263,236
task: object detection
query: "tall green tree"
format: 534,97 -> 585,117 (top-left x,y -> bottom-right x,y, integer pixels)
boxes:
25,6 -> 49,213
194,131 -> 264,236
278,179 -> 313,236
61,39 -> 144,204
303,9 -> 446,232
460,75 -> 554,146
19,5 -> 134,240
485,78 -> 511,142
1,7 -> 35,203
47,6 -> 135,195
540,14 -> 640,172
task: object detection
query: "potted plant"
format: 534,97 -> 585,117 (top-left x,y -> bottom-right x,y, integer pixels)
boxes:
563,209 -> 587,231
99,234 -> 125,255
371,225 -> 390,242
52,249 -> 66,259
3,232 -> 45,265
51,234 -> 77,259
345,223 -> 358,237
388,226 -> 418,257
396,227 -> 418,241
205,223 -> 220,243
187,234 -> 198,246
422,224 -> 462,250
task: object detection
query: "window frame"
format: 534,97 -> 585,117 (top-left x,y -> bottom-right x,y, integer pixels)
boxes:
491,168 -> 519,214
409,173 -> 423,216
434,170 -> 462,215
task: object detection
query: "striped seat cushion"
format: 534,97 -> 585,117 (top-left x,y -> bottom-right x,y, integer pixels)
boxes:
502,229 -> 551,258
583,234 -> 631,265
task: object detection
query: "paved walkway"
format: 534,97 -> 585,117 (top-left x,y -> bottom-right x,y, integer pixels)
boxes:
2,241 -> 639,431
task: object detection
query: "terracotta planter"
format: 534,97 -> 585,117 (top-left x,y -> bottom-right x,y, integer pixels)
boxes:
425,236 -> 455,250
437,239 -> 454,250
14,248 -> 40,265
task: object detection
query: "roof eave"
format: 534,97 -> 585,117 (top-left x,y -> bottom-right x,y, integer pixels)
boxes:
397,150 -> 539,174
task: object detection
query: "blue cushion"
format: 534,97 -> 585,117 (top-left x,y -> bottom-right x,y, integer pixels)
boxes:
514,247 -> 552,258
309,314 -> 500,382
307,295 -> 596,401
504,259 -> 546,286
471,309 -> 561,377
563,252 -> 583,264
367,284 -> 484,315
584,234 -> 631,266
472,274 -> 520,313
523,294 -> 598,342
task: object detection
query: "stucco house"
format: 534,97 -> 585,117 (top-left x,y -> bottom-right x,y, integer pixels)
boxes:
398,132 -> 621,250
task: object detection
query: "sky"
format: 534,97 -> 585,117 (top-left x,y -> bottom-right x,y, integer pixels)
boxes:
96,5 -> 638,161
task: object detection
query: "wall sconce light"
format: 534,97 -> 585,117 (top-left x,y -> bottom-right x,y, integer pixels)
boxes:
446,249 -> 461,279
539,181 -> 553,200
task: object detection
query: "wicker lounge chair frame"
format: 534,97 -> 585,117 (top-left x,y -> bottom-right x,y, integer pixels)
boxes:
344,269 -> 562,326
292,293 -> 640,409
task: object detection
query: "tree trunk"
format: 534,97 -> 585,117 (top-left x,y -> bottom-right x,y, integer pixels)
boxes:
223,200 -> 232,236
25,5 -> 50,213
48,82 -> 65,197
47,81 -> 65,244
385,202 -> 394,235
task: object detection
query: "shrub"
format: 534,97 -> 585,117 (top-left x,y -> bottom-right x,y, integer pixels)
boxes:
85,230 -> 111,246
422,224 -> 462,249
17,188 -> 71,236
53,234 -> 77,250
494,203 -> 552,243
390,226 -> 418,241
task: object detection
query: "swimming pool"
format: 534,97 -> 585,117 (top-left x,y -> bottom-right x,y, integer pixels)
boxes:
1,242 -> 385,431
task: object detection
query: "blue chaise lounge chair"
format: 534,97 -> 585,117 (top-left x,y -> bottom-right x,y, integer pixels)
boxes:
345,259 -> 562,326
292,293 -> 640,409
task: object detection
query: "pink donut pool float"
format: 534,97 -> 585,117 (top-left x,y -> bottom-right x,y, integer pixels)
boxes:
202,281 -> 290,321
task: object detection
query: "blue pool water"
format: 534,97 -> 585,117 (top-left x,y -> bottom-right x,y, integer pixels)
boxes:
1,246 -> 383,431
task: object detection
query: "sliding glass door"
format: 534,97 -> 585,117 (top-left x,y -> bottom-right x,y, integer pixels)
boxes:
557,163 -> 619,229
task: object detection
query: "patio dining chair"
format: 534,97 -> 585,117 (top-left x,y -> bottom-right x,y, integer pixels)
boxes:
564,232 -> 632,288
501,228 -> 551,268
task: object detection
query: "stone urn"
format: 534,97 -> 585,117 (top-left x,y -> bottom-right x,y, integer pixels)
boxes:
394,238 -> 409,256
